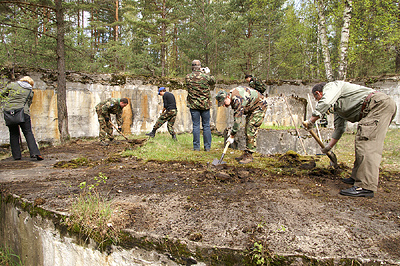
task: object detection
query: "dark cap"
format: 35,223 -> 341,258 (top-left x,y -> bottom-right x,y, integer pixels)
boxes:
158,87 -> 166,95
215,90 -> 228,106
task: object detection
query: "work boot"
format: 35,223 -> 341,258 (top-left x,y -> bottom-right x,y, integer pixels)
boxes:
239,151 -> 253,164
235,152 -> 247,161
146,129 -> 156,138
172,134 -> 177,141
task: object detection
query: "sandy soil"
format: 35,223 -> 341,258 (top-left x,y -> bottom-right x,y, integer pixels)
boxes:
0,139 -> 399,265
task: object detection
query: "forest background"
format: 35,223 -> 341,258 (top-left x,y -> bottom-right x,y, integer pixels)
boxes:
1,0 -> 400,140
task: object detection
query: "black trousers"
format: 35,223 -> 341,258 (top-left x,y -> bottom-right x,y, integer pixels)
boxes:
8,113 -> 41,159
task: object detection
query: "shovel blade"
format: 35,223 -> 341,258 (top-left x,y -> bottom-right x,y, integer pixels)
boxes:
327,151 -> 339,168
212,158 -> 226,166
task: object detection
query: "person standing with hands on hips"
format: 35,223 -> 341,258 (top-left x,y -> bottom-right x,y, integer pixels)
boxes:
215,86 -> 268,164
186,60 -> 216,151
303,81 -> 396,198
95,98 -> 129,146
146,87 -> 178,141
1,76 -> 43,161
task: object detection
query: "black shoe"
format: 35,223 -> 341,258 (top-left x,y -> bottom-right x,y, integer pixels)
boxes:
172,134 -> 177,141
14,158 -> 21,160
342,177 -> 355,185
340,186 -> 374,198
36,155 -> 44,161
146,131 -> 156,138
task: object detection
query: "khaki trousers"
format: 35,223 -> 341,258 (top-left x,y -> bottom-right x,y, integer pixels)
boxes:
352,92 -> 397,191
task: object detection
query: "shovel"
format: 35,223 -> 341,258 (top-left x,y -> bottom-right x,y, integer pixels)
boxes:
109,121 -> 134,143
307,127 -> 339,169
212,142 -> 230,166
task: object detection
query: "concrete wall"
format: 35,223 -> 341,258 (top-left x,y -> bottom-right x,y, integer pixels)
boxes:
0,199 -> 181,266
1,71 -> 399,144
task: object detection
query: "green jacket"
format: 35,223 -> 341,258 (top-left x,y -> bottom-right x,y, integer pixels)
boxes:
1,81 -> 34,115
185,70 -> 216,110
229,86 -> 268,135
313,81 -> 374,140
96,98 -> 124,126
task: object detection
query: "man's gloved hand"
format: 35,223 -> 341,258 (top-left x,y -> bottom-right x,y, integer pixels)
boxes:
105,117 -> 110,122
226,136 -> 234,144
321,144 -> 332,154
118,127 -> 122,132
302,119 -> 314,131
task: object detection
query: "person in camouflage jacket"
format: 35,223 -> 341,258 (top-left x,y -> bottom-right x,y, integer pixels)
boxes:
185,60 -> 216,151
245,74 -> 266,95
216,86 -> 268,164
95,97 -> 128,145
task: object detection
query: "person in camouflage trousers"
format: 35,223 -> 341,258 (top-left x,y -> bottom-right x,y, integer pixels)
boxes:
146,87 -> 178,141
216,86 -> 268,164
186,60 -> 216,151
95,97 -> 128,146
245,74 -> 267,95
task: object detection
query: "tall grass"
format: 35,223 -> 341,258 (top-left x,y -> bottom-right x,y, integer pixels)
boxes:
0,245 -> 23,266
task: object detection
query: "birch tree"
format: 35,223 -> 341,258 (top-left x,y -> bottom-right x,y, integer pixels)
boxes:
315,0 -> 333,81
337,0 -> 352,80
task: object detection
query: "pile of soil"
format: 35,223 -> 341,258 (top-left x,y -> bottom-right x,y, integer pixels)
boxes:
0,139 -> 399,264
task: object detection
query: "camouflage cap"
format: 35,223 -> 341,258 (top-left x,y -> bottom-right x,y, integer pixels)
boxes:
215,90 -> 228,106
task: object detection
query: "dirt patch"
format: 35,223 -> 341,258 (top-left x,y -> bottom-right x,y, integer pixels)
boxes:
1,139 -> 400,264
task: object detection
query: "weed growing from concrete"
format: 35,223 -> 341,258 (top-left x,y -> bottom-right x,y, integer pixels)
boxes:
0,245 -> 23,266
65,172 -> 119,246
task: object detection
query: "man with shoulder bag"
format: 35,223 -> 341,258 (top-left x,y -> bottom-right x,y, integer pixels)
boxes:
1,76 -> 43,160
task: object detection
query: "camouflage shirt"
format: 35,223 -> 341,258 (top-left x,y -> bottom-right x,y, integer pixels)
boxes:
229,86 -> 268,135
248,77 -> 266,94
186,70 -> 216,110
95,98 -> 124,126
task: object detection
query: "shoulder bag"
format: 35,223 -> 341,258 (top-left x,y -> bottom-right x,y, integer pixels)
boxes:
3,89 -> 32,126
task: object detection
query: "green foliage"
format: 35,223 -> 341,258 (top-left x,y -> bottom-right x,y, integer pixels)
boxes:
66,172 -> 119,245
0,0 -> 399,78
0,245 -> 23,266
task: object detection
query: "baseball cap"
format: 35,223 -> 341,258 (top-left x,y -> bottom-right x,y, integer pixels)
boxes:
215,90 -> 228,106
158,87 -> 165,95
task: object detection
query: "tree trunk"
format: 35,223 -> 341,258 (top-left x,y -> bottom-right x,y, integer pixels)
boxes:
115,0 -> 119,41
161,0 -> 166,77
337,0 -> 352,80
55,0 -> 69,142
316,0 -> 334,81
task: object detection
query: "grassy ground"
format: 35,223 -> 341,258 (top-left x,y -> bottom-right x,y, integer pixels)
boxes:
122,128 -> 400,173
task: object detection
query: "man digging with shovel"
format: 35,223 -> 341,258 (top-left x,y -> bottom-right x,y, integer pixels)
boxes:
96,97 -> 129,146
215,87 -> 268,164
303,81 -> 396,198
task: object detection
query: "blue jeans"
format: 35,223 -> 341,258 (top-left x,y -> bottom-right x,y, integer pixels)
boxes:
190,109 -> 211,151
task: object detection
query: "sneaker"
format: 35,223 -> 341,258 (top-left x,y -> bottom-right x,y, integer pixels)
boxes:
146,131 -> 156,138
239,152 -> 253,164
36,155 -> 44,161
339,186 -> 374,198
342,177 -> 355,185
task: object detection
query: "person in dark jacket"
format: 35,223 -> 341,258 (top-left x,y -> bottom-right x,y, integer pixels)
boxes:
1,76 -> 43,160
146,87 -> 178,140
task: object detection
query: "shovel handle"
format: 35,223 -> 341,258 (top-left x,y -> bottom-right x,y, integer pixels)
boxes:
110,121 -> 129,140
309,129 -> 325,148
223,141 -> 230,153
